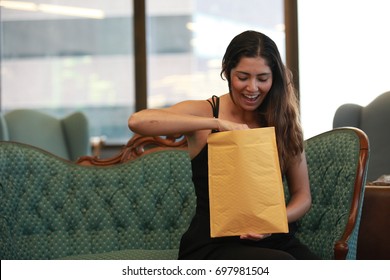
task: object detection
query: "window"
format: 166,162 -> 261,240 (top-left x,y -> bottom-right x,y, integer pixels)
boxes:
1,0 -> 285,145
298,0 -> 390,139
0,0 -> 134,144
146,0 -> 285,107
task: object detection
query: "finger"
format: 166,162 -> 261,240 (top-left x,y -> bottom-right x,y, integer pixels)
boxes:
240,233 -> 272,240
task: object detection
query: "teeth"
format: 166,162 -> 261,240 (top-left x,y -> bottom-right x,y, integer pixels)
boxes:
244,94 -> 259,99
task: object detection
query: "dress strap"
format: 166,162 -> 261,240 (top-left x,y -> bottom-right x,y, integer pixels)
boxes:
207,95 -> 220,133
207,95 -> 220,118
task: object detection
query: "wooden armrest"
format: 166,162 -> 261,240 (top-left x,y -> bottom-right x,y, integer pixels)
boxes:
333,128 -> 369,259
77,134 -> 188,166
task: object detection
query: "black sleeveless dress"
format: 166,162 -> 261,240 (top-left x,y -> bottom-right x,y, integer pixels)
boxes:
177,96 -> 320,260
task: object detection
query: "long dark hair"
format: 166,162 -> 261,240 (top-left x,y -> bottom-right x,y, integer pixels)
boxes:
221,30 -> 303,173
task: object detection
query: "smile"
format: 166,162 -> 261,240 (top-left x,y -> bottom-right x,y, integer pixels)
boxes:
243,94 -> 260,100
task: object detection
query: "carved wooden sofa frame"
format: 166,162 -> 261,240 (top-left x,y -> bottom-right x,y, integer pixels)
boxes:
77,134 -> 188,166
76,128 -> 370,260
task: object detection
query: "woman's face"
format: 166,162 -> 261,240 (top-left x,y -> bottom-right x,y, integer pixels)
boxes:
230,56 -> 273,111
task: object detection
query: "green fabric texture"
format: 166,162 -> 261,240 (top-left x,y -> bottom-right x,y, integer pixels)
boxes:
0,143 -> 195,259
291,128 -> 367,260
0,128 -> 367,260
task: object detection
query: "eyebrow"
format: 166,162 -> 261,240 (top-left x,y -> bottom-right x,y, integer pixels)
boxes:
236,71 -> 271,76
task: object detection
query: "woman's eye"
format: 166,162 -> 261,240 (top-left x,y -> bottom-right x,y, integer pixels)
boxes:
238,76 -> 247,81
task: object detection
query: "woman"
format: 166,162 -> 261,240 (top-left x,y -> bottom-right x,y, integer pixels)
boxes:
128,30 -> 319,259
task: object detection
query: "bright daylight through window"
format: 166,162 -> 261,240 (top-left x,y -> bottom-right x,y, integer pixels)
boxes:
0,0 -> 285,144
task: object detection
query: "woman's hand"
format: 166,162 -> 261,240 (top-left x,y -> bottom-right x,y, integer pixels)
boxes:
217,119 -> 250,131
240,233 -> 272,241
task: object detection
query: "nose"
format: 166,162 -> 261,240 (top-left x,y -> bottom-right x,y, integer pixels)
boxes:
246,79 -> 258,92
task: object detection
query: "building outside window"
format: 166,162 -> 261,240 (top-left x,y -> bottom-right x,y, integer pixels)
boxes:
147,0 -> 285,109
0,0 -> 285,146
0,0 -> 135,145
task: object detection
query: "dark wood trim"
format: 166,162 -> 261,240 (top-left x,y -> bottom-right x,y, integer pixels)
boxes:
333,127 -> 370,259
284,0 -> 300,96
77,134 -> 187,166
133,0 -> 147,111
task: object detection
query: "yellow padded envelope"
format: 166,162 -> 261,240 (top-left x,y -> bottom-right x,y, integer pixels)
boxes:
207,127 -> 288,238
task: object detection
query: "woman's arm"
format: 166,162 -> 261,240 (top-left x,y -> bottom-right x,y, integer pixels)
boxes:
285,151 -> 312,223
128,98 -> 249,136
128,100 -> 218,136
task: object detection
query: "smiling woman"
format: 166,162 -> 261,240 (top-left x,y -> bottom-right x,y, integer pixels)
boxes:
229,57 -> 273,109
128,30 -> 318,260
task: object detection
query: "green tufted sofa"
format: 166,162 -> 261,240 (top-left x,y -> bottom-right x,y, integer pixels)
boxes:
0,127 -> 369,260
0,137 -> 195,260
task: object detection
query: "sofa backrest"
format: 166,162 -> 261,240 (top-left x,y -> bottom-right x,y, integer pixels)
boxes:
293,127 -> 369,260
0,142 -> 195,259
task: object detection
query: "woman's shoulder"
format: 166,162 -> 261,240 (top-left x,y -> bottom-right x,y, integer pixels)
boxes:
170,96 -> 224,117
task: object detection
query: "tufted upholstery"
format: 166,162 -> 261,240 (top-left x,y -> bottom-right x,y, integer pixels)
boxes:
0,143 -> 195,259
290,127 -> 369,260
0,127 -> 368,260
